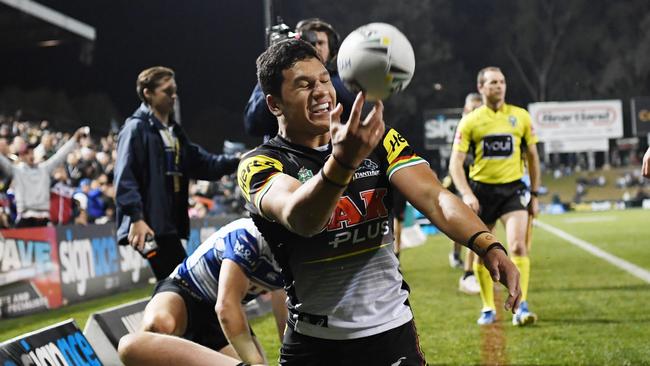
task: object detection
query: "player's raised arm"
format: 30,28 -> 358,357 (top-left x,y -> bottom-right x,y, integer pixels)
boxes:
241,92 -> 384,237
391,162 -> 521,312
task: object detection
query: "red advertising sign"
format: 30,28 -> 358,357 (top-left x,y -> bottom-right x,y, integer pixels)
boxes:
0,227 -> 62,318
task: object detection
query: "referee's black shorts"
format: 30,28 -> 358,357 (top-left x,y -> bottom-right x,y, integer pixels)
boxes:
279,319 -> 426,365
470,179 -> 530,226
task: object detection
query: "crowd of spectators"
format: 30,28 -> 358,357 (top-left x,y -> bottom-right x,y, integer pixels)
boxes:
0,113 -> 244,229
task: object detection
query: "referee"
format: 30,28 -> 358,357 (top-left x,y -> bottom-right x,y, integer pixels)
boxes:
450,66 -> 541,326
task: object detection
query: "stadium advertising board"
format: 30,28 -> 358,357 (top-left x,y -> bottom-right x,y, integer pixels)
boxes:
0,319 -> 102,365
83,298 -> 148,364
0,227 -> 63,318
528,100 -> 623,143
185,215 -> 241,255
57,225 -> 153,305
423,108 -> 463,150
630,96 -> 650,136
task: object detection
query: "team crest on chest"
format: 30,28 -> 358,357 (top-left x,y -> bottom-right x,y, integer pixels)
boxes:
353,159 -> 381,180
509,115 -> 517,127
297,166 -> 314,183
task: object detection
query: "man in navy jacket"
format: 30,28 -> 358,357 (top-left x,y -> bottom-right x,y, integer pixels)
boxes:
243,18 -> 358,140
115,66 -> 239,280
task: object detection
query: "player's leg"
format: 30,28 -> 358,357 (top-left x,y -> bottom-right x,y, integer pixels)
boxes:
118,280 -> 189,363
119,332 -> 249,366
459,249 -> 479,294
139,280 -> 188,335
501,209 -> 536,326
475,223 -> 497,324
449,241 -> 464,268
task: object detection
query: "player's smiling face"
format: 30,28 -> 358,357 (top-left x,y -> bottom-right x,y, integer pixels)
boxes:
480,70 -> 507,105
278,57 -> 336,135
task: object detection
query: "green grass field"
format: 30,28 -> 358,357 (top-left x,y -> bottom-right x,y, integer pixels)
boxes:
2,209 -> 650,365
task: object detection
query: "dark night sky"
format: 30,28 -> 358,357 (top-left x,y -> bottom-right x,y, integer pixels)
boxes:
2,0 -> 307,149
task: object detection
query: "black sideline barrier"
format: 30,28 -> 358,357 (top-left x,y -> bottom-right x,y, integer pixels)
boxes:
0,319 -> 102,365
83,298 -> 149,366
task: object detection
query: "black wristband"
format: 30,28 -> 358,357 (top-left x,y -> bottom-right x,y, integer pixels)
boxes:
467,231 -> 507,257
236,363 -> 251,366
530,190 -> 539,197
320,169 -> 348,188
467,230 -> 490,250
485,242 -> 508,256
331,153 -> 357,171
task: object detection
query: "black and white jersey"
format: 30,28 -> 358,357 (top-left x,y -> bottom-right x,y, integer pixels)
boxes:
237,128 -> 427,340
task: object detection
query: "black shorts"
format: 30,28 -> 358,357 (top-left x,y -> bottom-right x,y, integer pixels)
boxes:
279,320 -> 426,365
153,278 -> 237,351
470,179 -> 529,225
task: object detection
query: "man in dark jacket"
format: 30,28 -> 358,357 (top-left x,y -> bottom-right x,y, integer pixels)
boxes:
243,18 -> 358,140
115,66 -> 239,280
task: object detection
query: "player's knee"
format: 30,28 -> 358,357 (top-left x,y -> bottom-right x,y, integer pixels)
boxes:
117,333 -> 142,364
510,241 -> 527,256
142,311 -> 177,334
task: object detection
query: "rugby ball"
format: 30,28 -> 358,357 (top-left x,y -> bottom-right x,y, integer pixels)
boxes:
337,23 -> 415,101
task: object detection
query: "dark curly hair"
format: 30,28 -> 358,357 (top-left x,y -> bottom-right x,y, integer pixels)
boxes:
256,39 -> 321,99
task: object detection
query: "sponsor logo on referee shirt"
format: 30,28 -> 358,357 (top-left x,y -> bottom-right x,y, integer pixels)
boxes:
482,134 -> 513,158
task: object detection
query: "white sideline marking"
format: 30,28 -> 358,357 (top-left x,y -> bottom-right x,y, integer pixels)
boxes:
536,220 -> 650,284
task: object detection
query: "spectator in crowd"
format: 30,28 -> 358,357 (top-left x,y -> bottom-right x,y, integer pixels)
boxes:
0,127 -> 87,227
65,150 -> 84,187
114,66 -> 240,280
34,132 -> 56,162
642,147 -> 650,178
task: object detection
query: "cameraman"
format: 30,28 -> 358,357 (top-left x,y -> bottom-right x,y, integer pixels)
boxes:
243,18 -> 357,139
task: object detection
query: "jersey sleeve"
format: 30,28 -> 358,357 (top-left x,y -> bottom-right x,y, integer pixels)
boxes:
452,116 -> 472,153
522,110 -> 539,146
381,128 -> 428,180
237,152 -> 284,218
222,228 -> 260,276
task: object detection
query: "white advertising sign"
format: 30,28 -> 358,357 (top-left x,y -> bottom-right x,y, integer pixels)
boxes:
528,100 -> 623,142
543,138 -> 609,153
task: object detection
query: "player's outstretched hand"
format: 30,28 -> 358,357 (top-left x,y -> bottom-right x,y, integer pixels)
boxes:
483,248 -> 522,313
329,92 -> 385,169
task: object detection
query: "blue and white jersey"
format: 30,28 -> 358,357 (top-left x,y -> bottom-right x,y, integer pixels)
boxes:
171,218 -> 284,304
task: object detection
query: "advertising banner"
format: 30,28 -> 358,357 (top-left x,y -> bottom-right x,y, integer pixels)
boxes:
0,319 -> 103,365
0,215 -> 243,318
57,224 -> 153,305
423,108 -> 463,150
0,227 -> 62,318
528,100 -> 623,143
543,138 -> 610,153
185,214 -> 242,255
83,298 -> 148,365
630,96 -> 650,136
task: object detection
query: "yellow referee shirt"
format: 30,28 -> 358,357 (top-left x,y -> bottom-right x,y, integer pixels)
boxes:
453,104 -> 538,184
